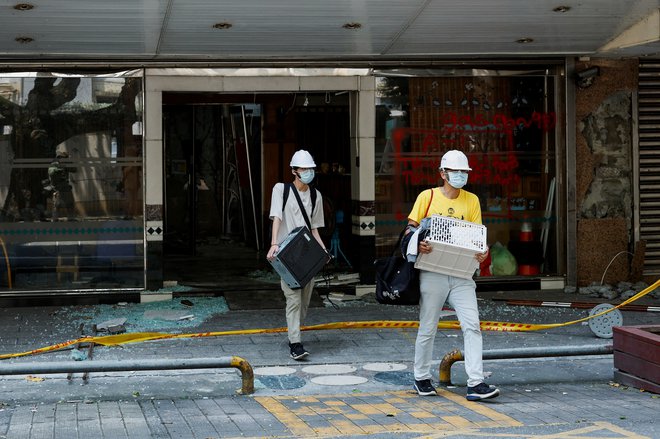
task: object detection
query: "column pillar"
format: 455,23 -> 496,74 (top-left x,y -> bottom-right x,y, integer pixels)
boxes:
351,77 -> 376,284
143,80 -> 164,290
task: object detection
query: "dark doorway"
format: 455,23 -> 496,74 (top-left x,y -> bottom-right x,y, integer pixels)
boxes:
162,93 -> 352,290
163,104 -> 261,257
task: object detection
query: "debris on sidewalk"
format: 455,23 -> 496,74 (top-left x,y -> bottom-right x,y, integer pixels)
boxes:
575,281 -> 659,301
25,376 -> 45,383
62,296 -> 229,332
70,348 -> 88,361
314,272 -> 361,286
327,292 -> 361,302
246,269 -> 281,283
143,310 -> 195,321
96,317 -> 127,333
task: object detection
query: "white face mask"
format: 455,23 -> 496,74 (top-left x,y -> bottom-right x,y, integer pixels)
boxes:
446,170 -> 468,189
298,169 -> 315,184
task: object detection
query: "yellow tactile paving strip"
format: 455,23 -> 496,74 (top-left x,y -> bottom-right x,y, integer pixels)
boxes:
256,392 -> 649,438
256,389 -> 522,436
416,421 -> 651,439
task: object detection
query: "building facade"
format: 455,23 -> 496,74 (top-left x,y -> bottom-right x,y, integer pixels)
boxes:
0,57 -> 653,300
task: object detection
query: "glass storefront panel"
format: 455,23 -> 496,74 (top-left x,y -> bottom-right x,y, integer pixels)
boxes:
0,71 -> 144,291
375,69 -> 559,277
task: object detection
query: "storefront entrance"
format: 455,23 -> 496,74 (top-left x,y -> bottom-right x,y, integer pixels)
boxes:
162,93 -> 353,289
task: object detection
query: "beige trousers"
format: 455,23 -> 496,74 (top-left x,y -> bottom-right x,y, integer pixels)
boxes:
281,279 -> 314,344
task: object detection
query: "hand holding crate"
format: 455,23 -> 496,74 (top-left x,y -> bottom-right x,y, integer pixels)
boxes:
414,215 -> 487,279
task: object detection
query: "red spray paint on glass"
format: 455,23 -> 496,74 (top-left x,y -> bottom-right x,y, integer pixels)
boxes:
389,111 -> 555,218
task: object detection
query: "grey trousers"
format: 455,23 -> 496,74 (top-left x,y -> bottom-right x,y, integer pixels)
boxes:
414,271 -> 485,387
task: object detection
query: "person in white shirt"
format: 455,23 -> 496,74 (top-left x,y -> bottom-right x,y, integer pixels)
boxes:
267,150 -> 327,360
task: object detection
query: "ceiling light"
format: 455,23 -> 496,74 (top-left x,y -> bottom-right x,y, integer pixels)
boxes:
553,5 -> 571,13
516,37 -> 534,44
13,3 -> 34,10
15,36 -> 33,44
213,22 -> 232,30
342,22 -> 362,30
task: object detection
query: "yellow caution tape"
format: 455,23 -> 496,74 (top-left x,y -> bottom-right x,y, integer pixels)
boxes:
1,279 -> 657,361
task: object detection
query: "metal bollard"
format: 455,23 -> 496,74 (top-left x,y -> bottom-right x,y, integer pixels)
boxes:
0,356 -> 255,395
439,344 -> 613,385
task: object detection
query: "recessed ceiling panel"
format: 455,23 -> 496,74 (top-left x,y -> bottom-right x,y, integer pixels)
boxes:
0,0 -> 659,60
0,0 -> 168,56
159,0 -> 426,57
387,0 -> 659,56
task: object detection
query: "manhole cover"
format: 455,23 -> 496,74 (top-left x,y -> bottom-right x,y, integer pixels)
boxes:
588,303 -> 623,339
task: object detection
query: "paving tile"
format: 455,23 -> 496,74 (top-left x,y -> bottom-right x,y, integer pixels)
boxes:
74,404 -> 103,438
0,407 -> 12,438
138,400 -> 175,439
173,399 -> 221,438
118,401 -> 153,438
98,402 -> 129,439
6,406 -> 34,439
153,400 -> 195,438
30,421 -> 55,439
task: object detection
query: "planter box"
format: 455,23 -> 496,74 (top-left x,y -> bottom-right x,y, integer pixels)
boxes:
613,325 -> 660,394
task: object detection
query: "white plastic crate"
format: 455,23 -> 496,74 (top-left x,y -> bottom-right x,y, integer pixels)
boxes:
414,215 -> 487,279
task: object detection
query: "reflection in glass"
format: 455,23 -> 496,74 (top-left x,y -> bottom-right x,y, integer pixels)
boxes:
375,73 -> 558,277
0,73 -> 144,291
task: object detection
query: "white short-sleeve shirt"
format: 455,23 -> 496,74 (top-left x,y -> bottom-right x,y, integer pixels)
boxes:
269,183 -> 325,244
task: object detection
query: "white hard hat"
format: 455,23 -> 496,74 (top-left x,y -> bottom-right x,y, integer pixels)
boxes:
290,149 -> 316,168
440,150 -> 471,171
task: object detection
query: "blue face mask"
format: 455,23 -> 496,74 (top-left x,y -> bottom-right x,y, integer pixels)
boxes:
298,169 -> 315,184
446,171 -> 468,189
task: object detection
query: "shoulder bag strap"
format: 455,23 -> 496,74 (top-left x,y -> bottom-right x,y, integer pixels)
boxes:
423,188 -> 434,218
289,184 -> 313,230
396,188 -> 435,256
283,183 -> 317,216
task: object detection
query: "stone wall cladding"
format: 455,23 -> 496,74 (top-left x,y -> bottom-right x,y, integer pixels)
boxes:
575,59 -> 638,286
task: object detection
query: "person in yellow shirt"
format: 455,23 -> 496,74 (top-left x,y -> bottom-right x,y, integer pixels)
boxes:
407,150 -> 499,402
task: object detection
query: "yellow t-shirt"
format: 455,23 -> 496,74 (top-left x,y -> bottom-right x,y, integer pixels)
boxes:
408,187 -> 482,225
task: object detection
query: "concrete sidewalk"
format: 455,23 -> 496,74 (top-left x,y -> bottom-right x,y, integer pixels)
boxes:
0,291 -> 658,438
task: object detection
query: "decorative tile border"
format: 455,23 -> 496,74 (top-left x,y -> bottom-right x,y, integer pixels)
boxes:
146,221 -> 163,241
0,220 -> 143,244
352,215 -> 375,236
